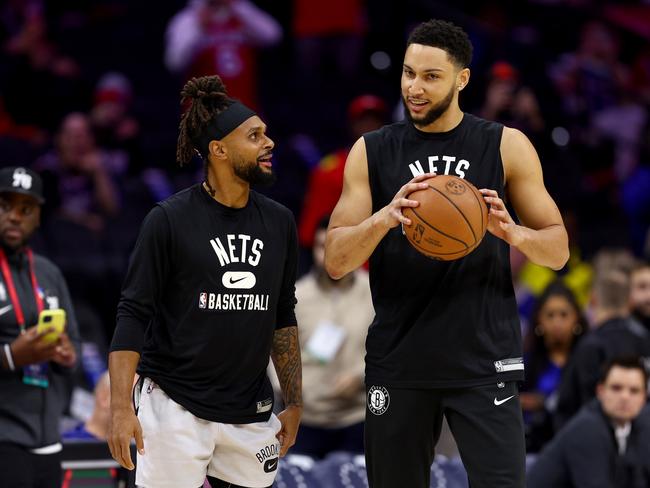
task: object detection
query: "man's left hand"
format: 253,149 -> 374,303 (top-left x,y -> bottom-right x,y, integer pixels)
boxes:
276,405 -> 302,457
52,332 -> 76,367
480,188 -> 524,247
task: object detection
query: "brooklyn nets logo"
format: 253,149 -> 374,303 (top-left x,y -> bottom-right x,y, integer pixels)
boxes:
367,386 -> 390,415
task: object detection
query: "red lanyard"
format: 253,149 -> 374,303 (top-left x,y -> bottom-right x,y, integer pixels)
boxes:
0,247 -> 44,333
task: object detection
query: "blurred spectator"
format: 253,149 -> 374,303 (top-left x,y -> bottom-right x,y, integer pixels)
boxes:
293,0 -> 365,80
0,94 -> 49,170
298,95 -> 387,248
291,217 -> 373,458
0,94 -> 46,145
34,112 -> 122,232
90,72 -> 143,173
164,0 -> 282,108
621,120 -> 650,256
555,270 -> 650,429
592,247 -> 637,279
528,356 -> 650,488
630,261 -> 650,332
0,166 -> 80,488
550,20 -> 629,126
479,61 -> 545,137
0,0 -> 88,131
63,371 -> 110,441
62,371 -> 133,487
631,46 -> 650,105
521,281 -> 587,452
510,211 -> 593,335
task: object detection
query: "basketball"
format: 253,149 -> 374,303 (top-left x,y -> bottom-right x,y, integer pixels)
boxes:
402,175 -> 488,261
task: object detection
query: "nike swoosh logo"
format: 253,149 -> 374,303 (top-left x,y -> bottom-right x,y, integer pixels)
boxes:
0,304 -> 13,316
264,458 -> 278,472
222,271 -> 256,289
494,395 -> 515,406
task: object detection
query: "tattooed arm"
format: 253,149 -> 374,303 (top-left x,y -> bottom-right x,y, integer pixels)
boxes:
271,325 -> 302,456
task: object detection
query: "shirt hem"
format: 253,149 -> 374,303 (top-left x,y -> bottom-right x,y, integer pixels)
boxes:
147,375 -> 273,424
365,371 -> 524,389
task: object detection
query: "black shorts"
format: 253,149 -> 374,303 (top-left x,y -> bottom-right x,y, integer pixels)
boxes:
364,381 -> 525,488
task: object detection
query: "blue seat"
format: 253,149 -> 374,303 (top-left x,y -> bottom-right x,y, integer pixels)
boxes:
431,456 -> 469,488
274,454 -> 322,488
312,452 -> 368,488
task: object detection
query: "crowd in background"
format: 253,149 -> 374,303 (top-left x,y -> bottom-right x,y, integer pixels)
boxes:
1,0 -> 650,485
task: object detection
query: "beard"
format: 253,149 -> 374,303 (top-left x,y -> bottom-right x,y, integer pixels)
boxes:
403,83 -> 455,127
233,156 -> 277,187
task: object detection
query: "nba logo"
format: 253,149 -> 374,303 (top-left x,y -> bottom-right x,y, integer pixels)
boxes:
413,224 -> 425,244
199,293 -> 207,309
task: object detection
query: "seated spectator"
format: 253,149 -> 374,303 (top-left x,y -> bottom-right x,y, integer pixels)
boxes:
291,217 -> 374,458
63,371 -> 110,441
528,356 -> 650,488
630,261 -> 650,332
521,281 -> 587,452
62,371 -> 135,487
34,112 -> 121,232
510,211 -> 593,335
555,270 -> 650,429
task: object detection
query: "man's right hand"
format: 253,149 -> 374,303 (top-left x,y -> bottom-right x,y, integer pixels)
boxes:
108,406 -> 144,470
10,325 -> 59,368
377,173 -> 435,229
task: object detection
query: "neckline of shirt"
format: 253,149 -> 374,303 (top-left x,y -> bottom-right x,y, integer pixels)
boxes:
197,183 -> 253,214
407,113 -> 468,140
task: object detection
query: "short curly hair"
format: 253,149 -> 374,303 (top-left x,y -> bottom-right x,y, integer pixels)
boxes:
407,19 -> 473,68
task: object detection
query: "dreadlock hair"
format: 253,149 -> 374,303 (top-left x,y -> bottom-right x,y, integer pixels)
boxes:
176,75 -> 232,168
407,19 -> 473,69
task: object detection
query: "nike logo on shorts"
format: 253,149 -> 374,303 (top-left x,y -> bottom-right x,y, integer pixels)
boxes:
494,395 -> 515,406
0,304 -> 13,316
263,457 -> 278,473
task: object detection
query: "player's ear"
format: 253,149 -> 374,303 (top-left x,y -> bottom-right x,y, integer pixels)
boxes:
208,140 -> 228,160
457,68 -> 470,91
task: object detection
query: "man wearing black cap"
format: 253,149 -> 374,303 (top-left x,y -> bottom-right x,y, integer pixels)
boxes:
0,166 -> 80,488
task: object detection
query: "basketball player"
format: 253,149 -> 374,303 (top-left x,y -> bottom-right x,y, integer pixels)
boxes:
107,75 -> 302,488
325,20 -> 568,488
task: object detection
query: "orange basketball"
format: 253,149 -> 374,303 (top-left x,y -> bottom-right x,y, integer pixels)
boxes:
402,175 -> 488,261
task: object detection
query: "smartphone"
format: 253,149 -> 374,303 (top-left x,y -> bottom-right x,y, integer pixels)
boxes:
36,309 -> 66,344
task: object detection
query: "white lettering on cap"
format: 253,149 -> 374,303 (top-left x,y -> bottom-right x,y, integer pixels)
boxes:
12,168 -> 32,190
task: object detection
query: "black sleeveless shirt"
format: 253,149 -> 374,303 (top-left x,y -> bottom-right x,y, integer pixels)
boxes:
364,113 -> 522,388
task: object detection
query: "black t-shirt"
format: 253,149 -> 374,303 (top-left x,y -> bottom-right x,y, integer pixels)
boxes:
110,184 -> 298,423
364,114 -> 522,388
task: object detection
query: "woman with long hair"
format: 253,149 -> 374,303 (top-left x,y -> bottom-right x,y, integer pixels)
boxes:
521,280 -> 587,452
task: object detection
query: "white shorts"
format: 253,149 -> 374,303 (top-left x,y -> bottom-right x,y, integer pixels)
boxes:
135,377 -> 282,488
